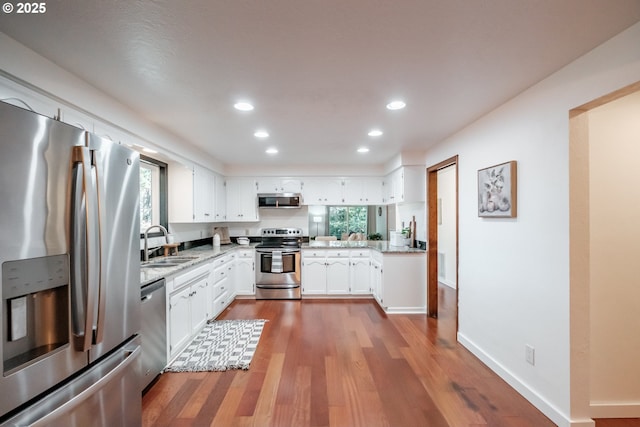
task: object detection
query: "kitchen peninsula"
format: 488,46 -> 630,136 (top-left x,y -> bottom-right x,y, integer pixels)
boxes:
302,240 -> 426,313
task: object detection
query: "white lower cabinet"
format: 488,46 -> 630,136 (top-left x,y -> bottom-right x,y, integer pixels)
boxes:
301,250 -> 327,295
350,250 -> 371,295
302,249 -> 359,295
370,252 -> 383,306
211,254 -> 235,319
235,249 -> 255,295
326,251 -> 350,294
168,264 -> 211,358
373,252 -> 426,313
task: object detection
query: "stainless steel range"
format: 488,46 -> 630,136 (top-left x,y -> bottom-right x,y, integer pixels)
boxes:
255,228 -> 302,299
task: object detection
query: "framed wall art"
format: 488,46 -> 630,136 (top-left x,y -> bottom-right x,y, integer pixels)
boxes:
478,160 -> 517,218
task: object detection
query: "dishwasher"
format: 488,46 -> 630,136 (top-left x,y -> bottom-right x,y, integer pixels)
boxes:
140,278 -> 167,392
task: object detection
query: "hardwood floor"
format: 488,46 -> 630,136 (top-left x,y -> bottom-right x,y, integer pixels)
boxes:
142,286 -> 636,426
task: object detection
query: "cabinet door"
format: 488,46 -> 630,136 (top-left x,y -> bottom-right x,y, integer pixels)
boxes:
169,286 -> 192,356
193,166 -> 215,222
302,178 -> 344,205
191,279 -> 209,332
280,179 -> 303,193
302,258 -> 327,294
257,178 -> 301,193
235,256 -> 255,295
343,178 -> 365,204
350,258 -> 371,294
226,178 -> 258,221
226,258 -> 236,297
363,178 -> 383,205
168,163 -> 195,222
326,256 -> 350,294
370,260 -> 383,305
214,174 -> 226,221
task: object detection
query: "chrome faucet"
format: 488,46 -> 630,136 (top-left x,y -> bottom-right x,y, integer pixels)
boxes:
143,225 -> 169,261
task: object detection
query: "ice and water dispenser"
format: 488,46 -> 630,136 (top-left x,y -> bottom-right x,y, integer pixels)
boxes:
2,255 -> 70,375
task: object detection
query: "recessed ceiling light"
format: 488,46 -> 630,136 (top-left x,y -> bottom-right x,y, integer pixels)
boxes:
234,102 -> 254,111
254,130 -> 269,138
357,147 -> 370,153
386,100 -> 406,110
368,129 -> 383,137
266,147 -> 278,154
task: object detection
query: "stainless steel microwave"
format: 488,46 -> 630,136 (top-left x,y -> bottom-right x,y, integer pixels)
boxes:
257,193 -> 302,208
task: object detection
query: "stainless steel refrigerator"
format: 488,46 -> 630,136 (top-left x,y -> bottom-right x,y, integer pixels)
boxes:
0,100 -> 141,426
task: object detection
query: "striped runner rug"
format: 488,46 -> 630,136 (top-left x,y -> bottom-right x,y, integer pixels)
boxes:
164,319 -> 267,372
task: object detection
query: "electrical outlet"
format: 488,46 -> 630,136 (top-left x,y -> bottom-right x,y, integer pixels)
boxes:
525,344 -> 535,366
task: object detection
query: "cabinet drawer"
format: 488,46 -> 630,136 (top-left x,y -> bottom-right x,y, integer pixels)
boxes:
172,263 -> 210,292
213,290 -> 230,314
351,250 -> 370,258
214,266 -> 229,283
212,254 -> 231,269
326,250 -> 348,258
214,279 -> 230,298
236,249 -> 254,259
303,250 -> 327,258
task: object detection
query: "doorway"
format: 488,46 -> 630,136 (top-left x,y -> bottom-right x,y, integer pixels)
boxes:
426,156 -> 458,323
569,81 -> 640,420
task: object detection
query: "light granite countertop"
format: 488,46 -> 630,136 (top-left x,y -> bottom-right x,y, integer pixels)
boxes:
141,240 -> 424,288
303,240 -> 426,253
140,243 -> 256,287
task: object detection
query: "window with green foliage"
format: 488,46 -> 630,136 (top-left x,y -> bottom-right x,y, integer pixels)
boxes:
328,206 -> 368,239
139,155 -> 168,236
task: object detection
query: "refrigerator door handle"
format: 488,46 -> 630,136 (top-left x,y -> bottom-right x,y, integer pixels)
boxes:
90,138 -> 107,346
25,344 -> 141,427
70,145 -> 101,352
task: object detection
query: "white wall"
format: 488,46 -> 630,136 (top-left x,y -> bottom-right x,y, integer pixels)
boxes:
437,166 -> 457,288
396,202 -> 426,242
588,91 -> 640,416
422,22 -> 640,427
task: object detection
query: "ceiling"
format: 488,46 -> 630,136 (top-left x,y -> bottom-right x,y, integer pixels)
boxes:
2,1 -> 640,169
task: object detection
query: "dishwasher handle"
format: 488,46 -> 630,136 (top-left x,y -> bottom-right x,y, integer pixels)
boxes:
141,278 -> 165,300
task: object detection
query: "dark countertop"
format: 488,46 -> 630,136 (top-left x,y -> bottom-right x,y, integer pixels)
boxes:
140,243 -> 256,287
302,240 -> 426,254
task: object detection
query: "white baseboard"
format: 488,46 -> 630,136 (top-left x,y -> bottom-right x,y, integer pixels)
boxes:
457,332 -> 595,427
591,402 -> 640,418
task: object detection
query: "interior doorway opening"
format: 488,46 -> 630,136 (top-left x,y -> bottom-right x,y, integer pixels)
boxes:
427,156 -> 458,326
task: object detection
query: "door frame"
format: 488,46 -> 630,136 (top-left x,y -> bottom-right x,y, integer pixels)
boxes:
426,155 -> 459,324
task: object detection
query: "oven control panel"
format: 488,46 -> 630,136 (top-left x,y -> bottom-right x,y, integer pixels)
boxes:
261,228 -> 302,236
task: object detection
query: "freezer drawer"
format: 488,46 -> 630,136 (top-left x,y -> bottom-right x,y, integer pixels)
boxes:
0,336 -> 141,427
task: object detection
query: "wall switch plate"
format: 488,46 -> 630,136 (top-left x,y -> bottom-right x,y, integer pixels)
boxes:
525,344 -> 535,365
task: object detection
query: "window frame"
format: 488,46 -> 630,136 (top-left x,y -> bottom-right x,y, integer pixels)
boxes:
139,155 -> 168,238
327,205 -> 368,240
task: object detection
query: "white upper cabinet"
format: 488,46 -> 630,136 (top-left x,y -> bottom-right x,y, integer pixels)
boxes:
193,165 -> 215,222
256,178 -> 302,193
301,178 -> 344,205
214,173 -> 227,222
343,177 -> 383,205
168,163 -> 195,223
383,166 -> 425,204
0,77 -> 60,120
226,178 -> 259,221
168,163 -> 216,223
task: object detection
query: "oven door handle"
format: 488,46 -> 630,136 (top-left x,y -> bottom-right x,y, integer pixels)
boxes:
256,249 -> 300,255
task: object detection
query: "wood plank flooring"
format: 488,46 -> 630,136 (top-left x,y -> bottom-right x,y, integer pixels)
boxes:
142,286 -> 637,426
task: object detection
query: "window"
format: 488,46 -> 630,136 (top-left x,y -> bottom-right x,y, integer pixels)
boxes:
139,155 -> 168,236
328,206 -> 368,239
